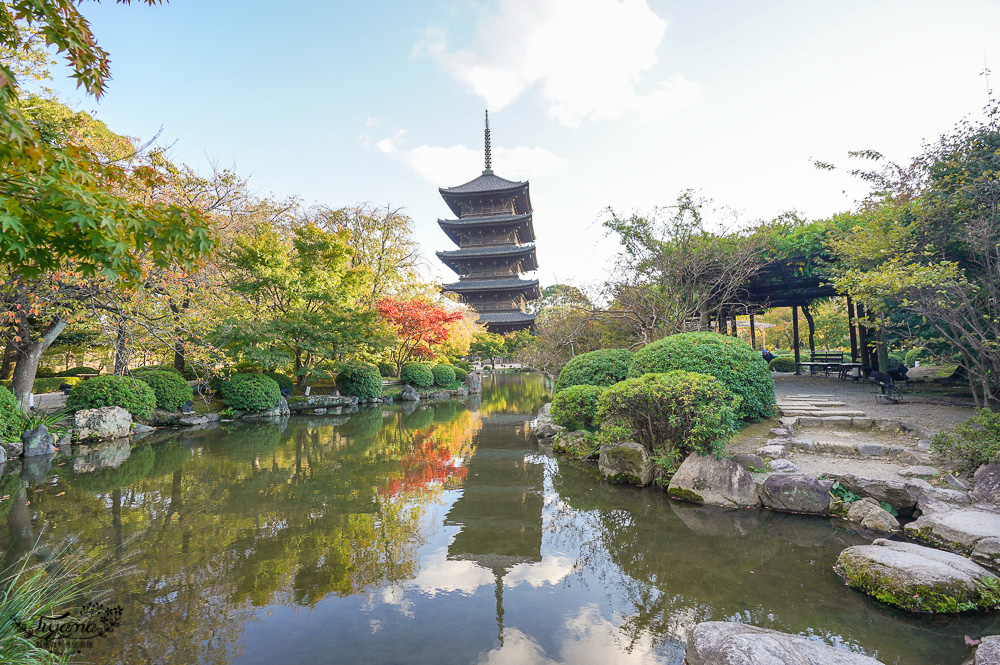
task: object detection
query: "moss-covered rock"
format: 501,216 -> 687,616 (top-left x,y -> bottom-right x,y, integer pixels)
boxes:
552,430 -> 598,459
598,441 -> 653,485
835,539 -> 1000,613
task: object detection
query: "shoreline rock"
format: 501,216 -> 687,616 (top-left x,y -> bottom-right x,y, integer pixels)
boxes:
685,621 -> 885,665
668,453 -> 759,507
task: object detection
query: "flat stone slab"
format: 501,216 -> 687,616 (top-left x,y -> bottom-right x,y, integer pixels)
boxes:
685,621 -> 886,665
835,539 -> 1000,613
906,509 -> 1000,570
899,465 -> 939,478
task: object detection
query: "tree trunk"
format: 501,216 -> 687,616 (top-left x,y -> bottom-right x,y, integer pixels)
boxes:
0,335 -> 16,380
114,320 -> 130,375
801,304 -> 816,357
10,317 -> 68,411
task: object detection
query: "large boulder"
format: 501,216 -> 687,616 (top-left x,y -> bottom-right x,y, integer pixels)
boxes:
553,430 -> 597,460
21,425 -> 56,456
598,442 -> 652,485
834,474 -> 931,515
906,508 -> 1000,570
400,385 -> 420,402
973,461 -> 1000,508
835,539 -> 1000,613
759,474 -> 830,515
239,396 -> 290,419
464,372 -> 482,394
846,498 -> 900,533
668,453 -> 759,507
74,406 -> 132,441
429,390 -> 451,400
685,621 -> 885,665
731,453 -> 766,471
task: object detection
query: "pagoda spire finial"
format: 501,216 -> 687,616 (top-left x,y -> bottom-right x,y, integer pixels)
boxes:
483,109 -> 494,175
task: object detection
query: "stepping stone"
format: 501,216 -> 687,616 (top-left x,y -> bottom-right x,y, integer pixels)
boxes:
906,508 -> 1000,570
899,465 -> 938,478
756,444 -> 788,459
835,539 -> 1000,613
768,458 -> 798,473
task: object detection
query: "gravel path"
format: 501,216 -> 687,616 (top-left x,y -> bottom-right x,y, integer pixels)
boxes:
772,373 -> 976,433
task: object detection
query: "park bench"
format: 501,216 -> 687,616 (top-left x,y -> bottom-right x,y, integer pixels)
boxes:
796,351 -> 845,376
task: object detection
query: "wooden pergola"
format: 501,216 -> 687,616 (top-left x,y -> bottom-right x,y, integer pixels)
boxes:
706,256 -> 879,374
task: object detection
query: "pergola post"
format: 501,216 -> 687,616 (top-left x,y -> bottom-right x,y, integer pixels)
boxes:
856,302 -> 869,369
846,296 -> 859,362
792,305 -> 801,375
749,314 -> 757,350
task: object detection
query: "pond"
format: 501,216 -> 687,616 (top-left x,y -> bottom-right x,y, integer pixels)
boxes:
1,372 -> 996,664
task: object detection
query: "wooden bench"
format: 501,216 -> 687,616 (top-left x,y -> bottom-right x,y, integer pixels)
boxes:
797,351 -> 845,376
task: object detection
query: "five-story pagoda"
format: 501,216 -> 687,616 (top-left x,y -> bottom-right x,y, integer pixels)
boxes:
437,112 -> 540,333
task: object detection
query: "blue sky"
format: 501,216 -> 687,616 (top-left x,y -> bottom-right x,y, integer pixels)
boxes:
46,0 -> 1000,289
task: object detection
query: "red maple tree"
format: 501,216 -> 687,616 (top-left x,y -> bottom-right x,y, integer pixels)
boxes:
376,298 -> 463,372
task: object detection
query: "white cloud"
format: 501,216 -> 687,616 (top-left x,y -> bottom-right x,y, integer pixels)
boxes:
365,115 -> 379,126
376,132 -> 566,187
419,0 -> 698,126
506,555 -> 575,588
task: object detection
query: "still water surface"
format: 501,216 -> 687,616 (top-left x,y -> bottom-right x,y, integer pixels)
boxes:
1,373 -> 997,664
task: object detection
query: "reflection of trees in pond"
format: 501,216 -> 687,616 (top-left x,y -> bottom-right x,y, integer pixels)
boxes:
402,405 -> 434,429
382,407 -> 481,497
432,401 -> 459,423
478,372 -> 551,416
207,421 -> 287,462
0,473 -> 20,521
336,406 -> 384,441
148,440 -> 193,477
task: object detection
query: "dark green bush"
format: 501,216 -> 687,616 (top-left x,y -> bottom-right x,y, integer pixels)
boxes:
66,375 -> 157,420
452,359 -> 472,372
138,364 -> 183,376
448,364 -> 468,382
59,366 -> 100,377
233,362 -> 264,374
377,361 -> 396,378
555,348 -> 631,393
264,371 -> 294,392
597,371 -> 741,472
400,362 -> 434,388
0,385 -> 25,441
550,384 -> 604,431
887,353 -> 905,368
132,369 -> 193,411
335,361 -> 382,399
931,409 -> 1000,475
35,367 -> 56,378
628,332 -> 774,421
181,364 -> 199,381
904,348 -> 928,366
769,356 -> 796,372
219,373 -> 281,413
431,364 -> 456,387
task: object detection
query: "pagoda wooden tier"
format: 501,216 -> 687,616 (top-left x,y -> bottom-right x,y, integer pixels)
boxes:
437,113 -> 540,333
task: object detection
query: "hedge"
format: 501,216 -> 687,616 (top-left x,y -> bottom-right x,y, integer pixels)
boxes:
597,371 -> 741,471
58,366 -> 101,377
550,384 -> 604,431
628,332 -> 774,421
904,348 -> 928,367
448,364 -> 468,382
555,348 -> 631,393
431,364 -> 457,387
335,361 -> 382,399
132,369 -> 194,411
219,373 -> 281,413
1,376 -> 83,395
0,386 -> 25,441
400,362 -> 434,388
66,375 -> 157,420
769,356 -> 796,372
377,361 -> 397,378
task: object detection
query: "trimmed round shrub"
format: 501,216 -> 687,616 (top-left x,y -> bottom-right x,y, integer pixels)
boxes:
904,348 -> 928,367
59,366 -> 100,377
138,364 -> 183,376
452,359 -> 473,372
233,362 -> 264,374
264,371 -> 294,392
597,371 -> 741,470
132,369 -> 193,411
377,361 -> 396,378
431,364 -> 456,387
551,384 -> 604,431
400,361 -> 434,388
769,356 -> 796,372
555,348 -> 632,393
219,373 -> 281,413
67,375 -> 157,420
628,332 -> 774,421
0,386 -> 26,441
335,361 -> 382,399
35,367 -> 56,378
448,364 -> 468,382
